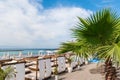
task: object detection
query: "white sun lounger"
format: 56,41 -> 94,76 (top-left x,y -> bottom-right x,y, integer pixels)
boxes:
57,57 -> 66,73
16,62 -> 37,80
16,63 -> 25,80
2,61 -> 37,80
38,59 -> 45,80
45,58 -> 51,78
38,58 -> 52,80
71,55 -> 78,68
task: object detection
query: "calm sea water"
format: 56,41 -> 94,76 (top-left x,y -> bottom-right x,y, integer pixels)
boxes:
0,49 -> 57,57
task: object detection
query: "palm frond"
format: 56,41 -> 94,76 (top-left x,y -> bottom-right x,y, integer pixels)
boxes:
58,41 -> 82,54
72,8 -> 120,45
0,66 -> 15,80
4,66 -> 15,80
97,43 -> 120,64
58,41 -> 94,59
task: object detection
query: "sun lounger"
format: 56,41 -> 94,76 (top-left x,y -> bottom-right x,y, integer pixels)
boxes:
16,63 -> 25,80
45,58 -> 51,78
1,61 -> 38,80
38,58 -> 52,80
38,59 -> 45,80
57,56 -> 66,73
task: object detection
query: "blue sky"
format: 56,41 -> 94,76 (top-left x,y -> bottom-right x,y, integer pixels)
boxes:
0,0 -> 120,48
42,0 -> 97,10
41,0 -> 120,11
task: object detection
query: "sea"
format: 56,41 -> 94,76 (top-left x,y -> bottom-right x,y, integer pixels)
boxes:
0,48 -> 58,57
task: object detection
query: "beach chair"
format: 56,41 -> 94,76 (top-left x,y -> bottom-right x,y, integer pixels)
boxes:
57,57 -> 66,73
2,54 -> 6,59
45,58 -> 52,78
38,58 -> 52,80
38,59 -> 45,80
18,51 -> 23,58
16,63 -> 25,80
71,60 -> 78,69
6,52 -> 10,59
25,60 -> 38,80
71,55 -> 78,68
3,61 -> 37,80
16,62 -> 37,80
79,57 -> 84,65
30,52 -> 33,57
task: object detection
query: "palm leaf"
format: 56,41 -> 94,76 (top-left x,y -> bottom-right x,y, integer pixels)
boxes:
72,8 -> 120,45
58,41 -> 94,59
97,42 -> 120,64
0,66 -> 15,80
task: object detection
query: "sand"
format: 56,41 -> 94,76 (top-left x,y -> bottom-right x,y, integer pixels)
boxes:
50,63 -> 104,80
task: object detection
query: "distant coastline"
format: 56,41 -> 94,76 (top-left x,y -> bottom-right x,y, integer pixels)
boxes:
0,48 -> 58,52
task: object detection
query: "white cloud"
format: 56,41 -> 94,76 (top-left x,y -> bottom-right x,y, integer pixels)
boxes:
0,0 -> 92,48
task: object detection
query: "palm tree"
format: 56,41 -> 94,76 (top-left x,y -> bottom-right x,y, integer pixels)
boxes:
96,41 -> 120,79
72,8 -> 120,80
0,66 -> 15,80
59,8 -> 120,80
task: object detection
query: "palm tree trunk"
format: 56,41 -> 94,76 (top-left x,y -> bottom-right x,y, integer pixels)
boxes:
105,58 -> 111,80
105,58 -> 116,80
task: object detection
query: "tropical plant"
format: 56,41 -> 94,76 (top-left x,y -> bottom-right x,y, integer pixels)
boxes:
67,57 -> 72,64
0,66 -> 15,80
59,8 -> 120,80
73,8 -> 120,80
72,9 -> 120,45
53,66 -> 58,75
58,41 -> 91,60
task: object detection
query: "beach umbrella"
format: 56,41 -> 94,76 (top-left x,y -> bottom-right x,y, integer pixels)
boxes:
39,50 -> 44,53
46,50 -> 52,53
6,52 -> 10,59
27,51 -> 30,56
2,53 -> 6,59
46,50 -> 52,55
30,52 -> 33,56
38,50 -> 44,56
18,51 -> 22,58
53,50 -> 58,53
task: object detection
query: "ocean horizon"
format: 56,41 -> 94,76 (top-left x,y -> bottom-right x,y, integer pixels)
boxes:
0,48 -> 58,57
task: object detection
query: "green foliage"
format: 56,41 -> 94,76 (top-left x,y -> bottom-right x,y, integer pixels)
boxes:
67,57 -> 72,64
58,41 -> 92,59
72,8 -> 120,46
59,8 -> 120,65
0,68 -> 4,80
0,66 -> 15,80
97,42 -> 120,64
53,67 -> 58,75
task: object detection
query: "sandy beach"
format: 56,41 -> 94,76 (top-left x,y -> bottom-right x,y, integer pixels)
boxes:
50,63 -> 104,80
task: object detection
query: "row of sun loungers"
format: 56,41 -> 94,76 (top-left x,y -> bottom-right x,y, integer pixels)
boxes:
0,54 -> 85,80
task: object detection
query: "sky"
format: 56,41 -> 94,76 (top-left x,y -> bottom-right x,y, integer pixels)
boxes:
0,0 -> 120,48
